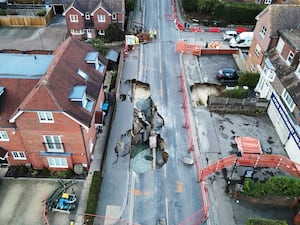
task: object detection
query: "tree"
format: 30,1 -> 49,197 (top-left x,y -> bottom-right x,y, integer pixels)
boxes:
104,23 -> 126,43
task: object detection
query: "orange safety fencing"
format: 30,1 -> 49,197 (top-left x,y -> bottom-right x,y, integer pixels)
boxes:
200,154 -> 300,181
176,41 -> 202,56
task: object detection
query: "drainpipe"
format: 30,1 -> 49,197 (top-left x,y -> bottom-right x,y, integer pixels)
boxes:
80,127 -> 90,170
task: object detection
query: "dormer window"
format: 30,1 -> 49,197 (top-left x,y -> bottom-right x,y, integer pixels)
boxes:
69,85 -> 94,112
77,69 -> 89,80
85,12 -> 90,20
112,13 -> 117,20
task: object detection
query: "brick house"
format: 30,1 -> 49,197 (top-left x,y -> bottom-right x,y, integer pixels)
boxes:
255,29 -> 300,163
245,5 -> 300,72
0,37 -> 108,171
62,0 -> 125,40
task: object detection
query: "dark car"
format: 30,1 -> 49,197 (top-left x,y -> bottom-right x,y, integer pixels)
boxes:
216,68 -> 239,83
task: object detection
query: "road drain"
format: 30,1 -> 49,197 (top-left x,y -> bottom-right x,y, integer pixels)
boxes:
129,81 -> 168,173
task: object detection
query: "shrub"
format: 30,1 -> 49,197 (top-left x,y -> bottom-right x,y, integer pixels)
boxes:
42,167 -> 50,177
238,72 -> 260,89
221,87 -> 249,98
244,176 -> 300,197
36,9 -> 46,17
246,218 -> 288,225
104,23 -> 125,42
125,0 -> 136,12
18,165 -> 29,176
85,171 -> 102,225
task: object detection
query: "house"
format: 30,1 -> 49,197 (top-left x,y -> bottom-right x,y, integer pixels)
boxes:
245,4 -> 300,72
0,37 -> 108,171
255,29 -> 300,163
62,0 -> 125,40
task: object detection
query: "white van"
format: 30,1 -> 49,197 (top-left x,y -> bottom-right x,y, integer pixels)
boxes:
229,32 -> 253,48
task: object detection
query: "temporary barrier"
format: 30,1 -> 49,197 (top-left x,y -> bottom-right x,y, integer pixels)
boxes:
200,154 -> 300,181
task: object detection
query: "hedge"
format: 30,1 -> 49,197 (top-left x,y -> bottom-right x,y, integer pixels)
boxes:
246,218 -> 288,225
244,176 -> 300,197
85,171 -> 102,225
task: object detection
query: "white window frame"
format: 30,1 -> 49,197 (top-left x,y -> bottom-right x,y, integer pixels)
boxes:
71,29 -> 84,35
255,44 -> 261,56
97,14 -> 105,22
89,138 -> 94,153
259,25 -> 267,39
38,111 -> 54,123
264,0 -> 272,4
77,69 -> 89,80
70,14 -> 78,23
112,13 -> 117,20
0,131 -> 9,141
263,65 -> 275,81
47,157 -> 68,168
276,38 -> 284,54
12,151 -> 27,160
85,12 -> 90,20
98,29 -> 105,35
44,135 -> 64,152
286,51 -> 294,66
295,63 -> 300,78
250,63 -> 255,72
282,89 -> 295,112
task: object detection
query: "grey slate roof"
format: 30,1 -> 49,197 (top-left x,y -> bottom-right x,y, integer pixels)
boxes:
102,0 -> 123,14
72,0 -> 100,13
256,5 -> 300,38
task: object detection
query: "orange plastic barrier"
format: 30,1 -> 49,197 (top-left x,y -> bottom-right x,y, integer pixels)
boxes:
200,154 -> 300,181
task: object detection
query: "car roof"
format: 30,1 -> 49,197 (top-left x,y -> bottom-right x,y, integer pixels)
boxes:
222,68 -> 236,72
225,30 -> 237,35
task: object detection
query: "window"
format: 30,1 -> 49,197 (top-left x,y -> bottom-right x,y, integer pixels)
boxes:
259,25 -> 267,38
85,12 -> 90,20
264,0 -> 272,4
296,63 -> 300,79
70,14 -> 78,22
89,138 -> 94,153
255,44 -> 261,56
263,65 -> 275,81
0,131 -> 9,141
97,14 -> 105,22
282,89 -> 295,111
44,135 -> 63,152
12,151 -> 26,160
286,51 -> 294,66
98,29 -> 105,35
250,63 -> 255,72
38,111 -> 54,123
47,157 -> 68,168
71,29 -> 84,35
112,13 -> 117,20
77,69 -> 89,80
276,38 -> 284,54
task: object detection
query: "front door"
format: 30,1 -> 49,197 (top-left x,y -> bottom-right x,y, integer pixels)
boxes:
86,29 -> 93,39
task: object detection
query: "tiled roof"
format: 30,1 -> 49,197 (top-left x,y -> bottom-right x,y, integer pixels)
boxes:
73,0 -> 100,13
102,0 -> 124,13
0,79 -> 38,128
15,37 -> 106,127
256,5 -> 300,37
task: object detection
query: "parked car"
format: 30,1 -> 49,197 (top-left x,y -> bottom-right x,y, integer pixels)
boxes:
223,30 -> 238,41
216,68 -> 239,83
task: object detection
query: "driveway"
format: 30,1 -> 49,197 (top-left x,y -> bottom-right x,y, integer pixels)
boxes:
0,15 -> 67,51
0,178 -> 84,225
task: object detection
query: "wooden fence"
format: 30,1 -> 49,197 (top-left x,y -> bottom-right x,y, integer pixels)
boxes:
0,5 -> 53,26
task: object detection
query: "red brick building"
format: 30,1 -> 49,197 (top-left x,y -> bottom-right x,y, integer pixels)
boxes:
0,37 -> 108,171
62,0 -> 125,40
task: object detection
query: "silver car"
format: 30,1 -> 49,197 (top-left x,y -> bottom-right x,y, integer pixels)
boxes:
223,30 -> 238,41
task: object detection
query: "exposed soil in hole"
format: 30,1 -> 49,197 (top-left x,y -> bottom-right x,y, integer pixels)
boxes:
128,81 -> 168,173
191,84 -> 221,107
